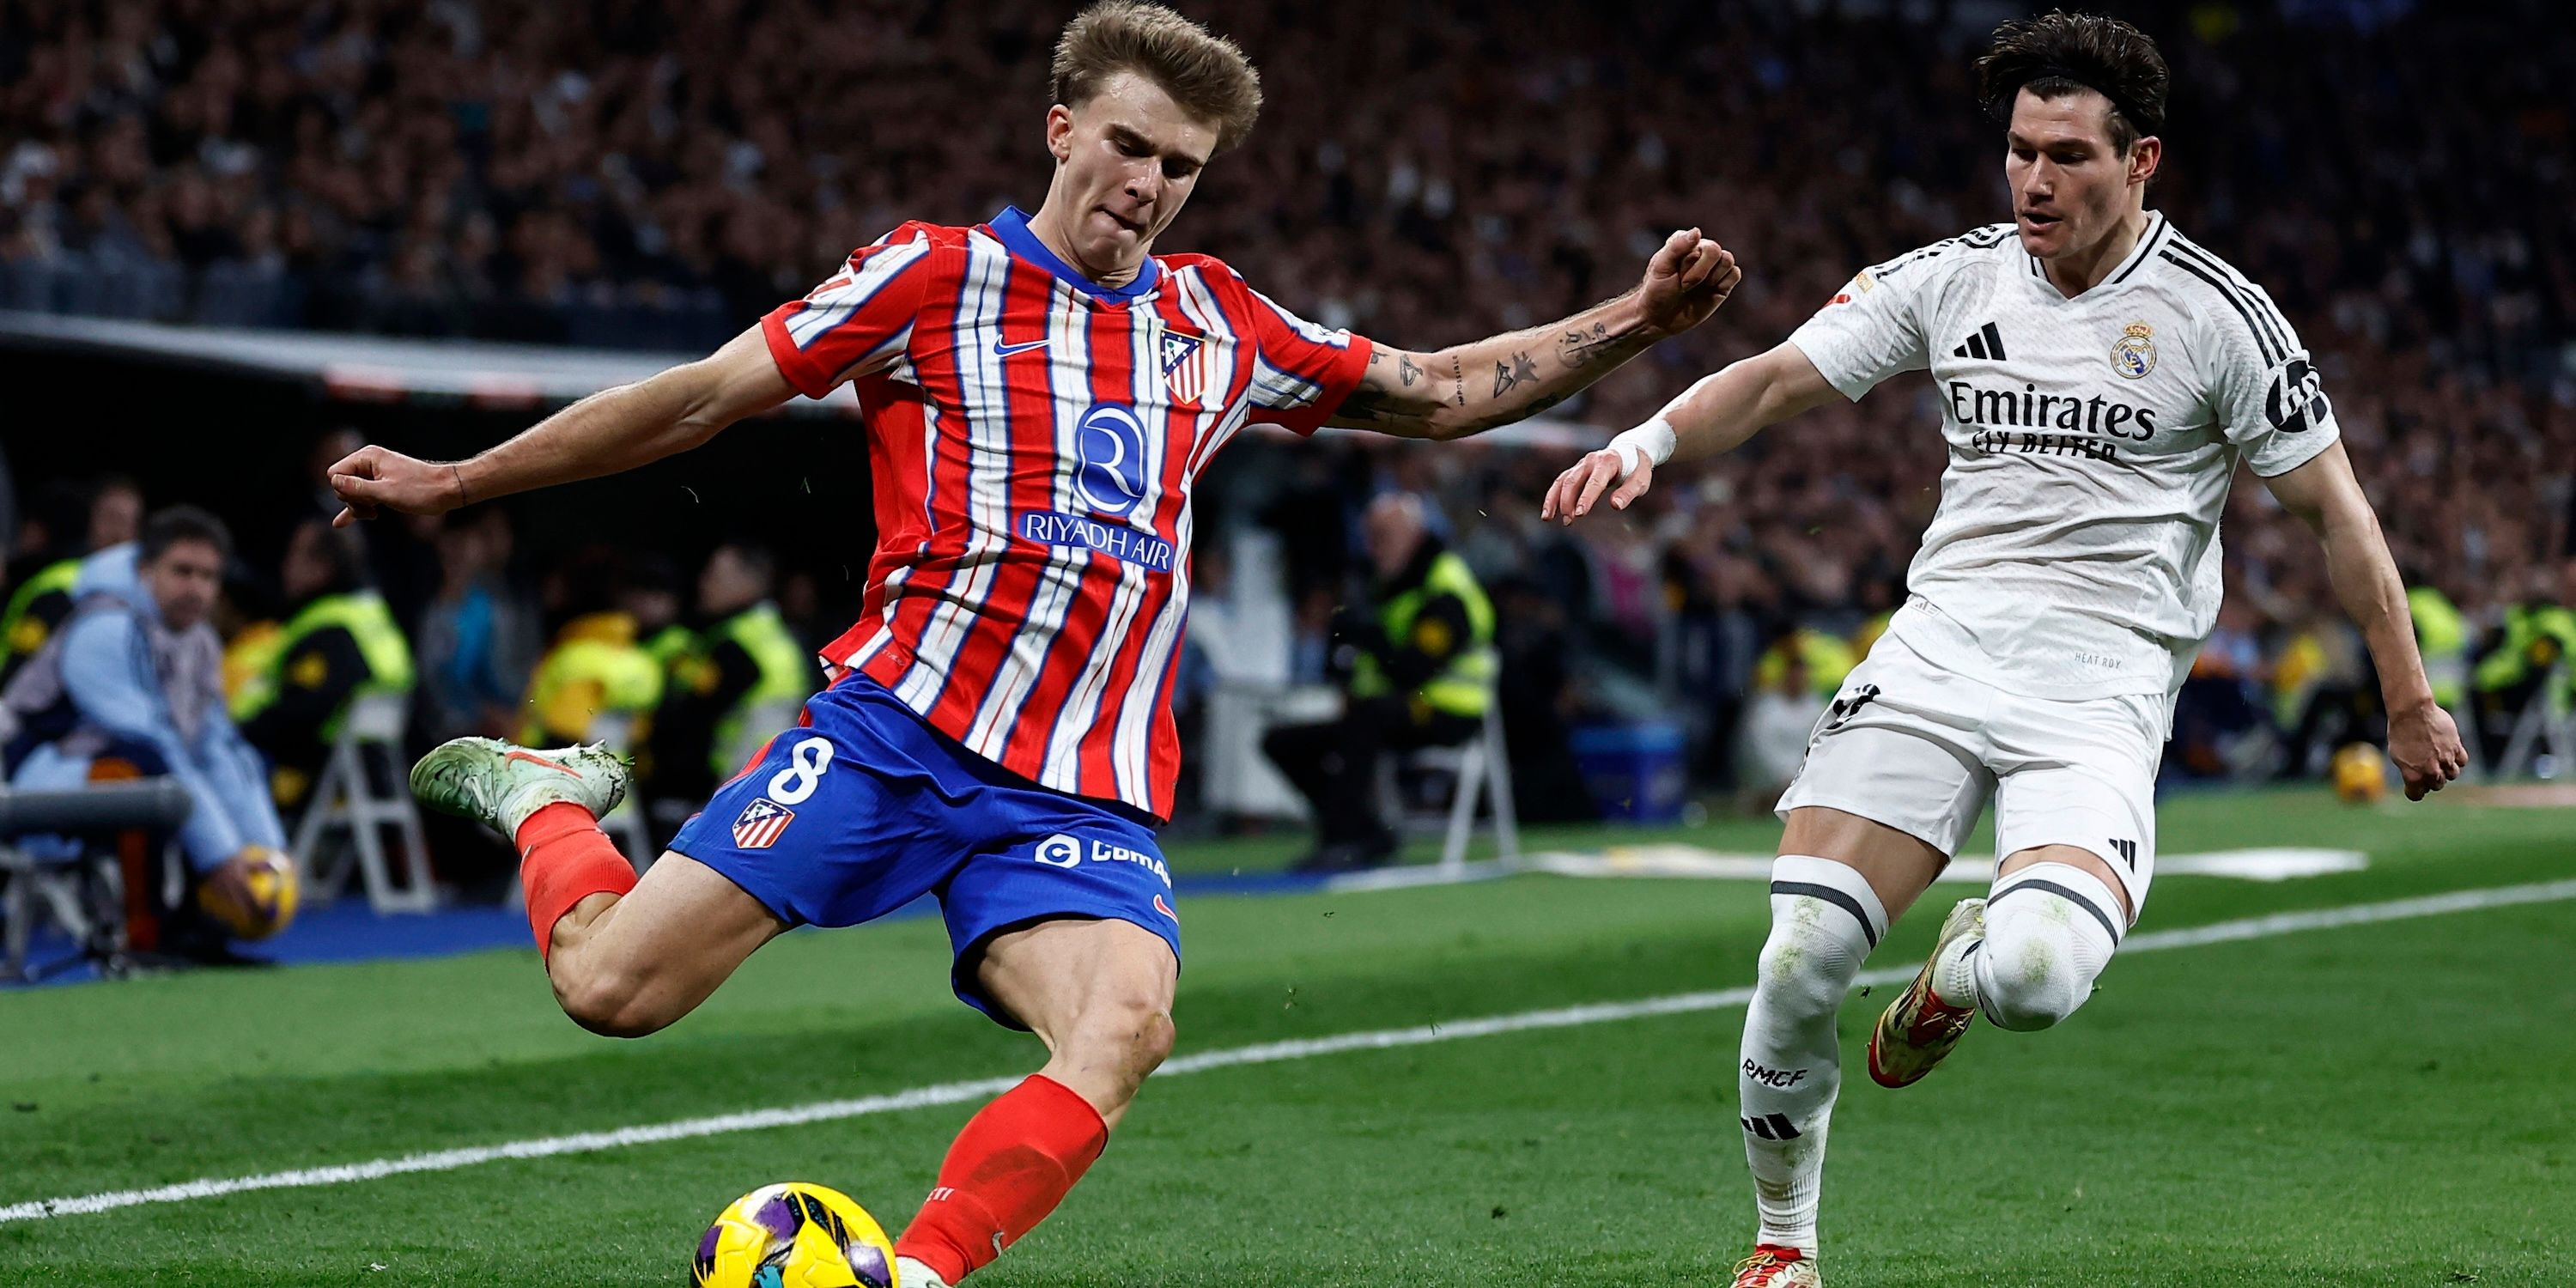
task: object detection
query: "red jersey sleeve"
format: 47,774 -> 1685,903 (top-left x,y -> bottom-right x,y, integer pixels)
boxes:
760,226 -> 943,398
1234,273 -> 1375,436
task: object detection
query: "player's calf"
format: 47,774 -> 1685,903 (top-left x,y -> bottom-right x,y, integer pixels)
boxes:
895,919 -> 1177,1285
1740,856 -> 1888,1257
410,736 -> 784,1037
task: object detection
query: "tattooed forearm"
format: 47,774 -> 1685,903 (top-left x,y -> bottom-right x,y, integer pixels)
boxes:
1492,351 -> 1538,397
1400,352 -> 1423,386
1558,321 -> 1618,368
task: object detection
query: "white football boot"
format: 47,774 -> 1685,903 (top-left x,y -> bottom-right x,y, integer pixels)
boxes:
408,738 -> 629,836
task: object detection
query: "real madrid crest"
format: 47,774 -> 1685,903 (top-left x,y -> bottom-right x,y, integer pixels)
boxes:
2111,321 -> 2156,380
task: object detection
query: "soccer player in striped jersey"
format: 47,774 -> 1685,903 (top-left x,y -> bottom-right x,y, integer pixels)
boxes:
1543,13 -> 2464,1287
325,3 -> 1737,1282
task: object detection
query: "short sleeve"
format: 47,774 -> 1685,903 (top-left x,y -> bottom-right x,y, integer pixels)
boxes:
2203,286 -> 2339,477
1786,254 -> 1938,402
760,228 -> 940,399
1236,276 -> 1374,436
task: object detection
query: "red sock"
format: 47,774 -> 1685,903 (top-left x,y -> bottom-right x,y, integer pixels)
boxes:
513,802 -> 637,961
895,1075 -> 1109,1283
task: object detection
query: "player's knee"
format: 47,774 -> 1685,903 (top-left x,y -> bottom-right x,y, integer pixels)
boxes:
1975,904 -> 2109,1032
1066,990 -> 1176,1080
555,967 -> 673,1039
1975,931 -> 2089,1031
1977,866 -> 2122,1032
1753,919 -> 1854,1025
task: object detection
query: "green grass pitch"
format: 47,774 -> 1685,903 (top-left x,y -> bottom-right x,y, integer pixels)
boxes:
3,787 -> 2572,1285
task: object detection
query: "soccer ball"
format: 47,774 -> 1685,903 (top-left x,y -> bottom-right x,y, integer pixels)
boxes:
196,845 -> 299,939
2330,742 -> 2389,804
692,1182 -> 897,1288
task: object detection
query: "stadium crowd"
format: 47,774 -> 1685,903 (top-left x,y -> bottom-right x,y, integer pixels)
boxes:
3,1 -> 2573,872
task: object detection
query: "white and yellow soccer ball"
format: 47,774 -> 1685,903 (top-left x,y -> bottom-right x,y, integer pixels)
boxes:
692,1182 -> 897,1288
2330,742 -> 2389,805
196,845 -> 299,939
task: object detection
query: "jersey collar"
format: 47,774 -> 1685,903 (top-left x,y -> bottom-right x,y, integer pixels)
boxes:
2026,211 -> 2169,301
988,206 -> 1159,303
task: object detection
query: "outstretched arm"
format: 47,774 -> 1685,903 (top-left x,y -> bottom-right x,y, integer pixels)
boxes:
1540,340 -> 1842,522
328,325 -> 799,526
1326,228 -> 1741,440
2262,440 -> 2467,799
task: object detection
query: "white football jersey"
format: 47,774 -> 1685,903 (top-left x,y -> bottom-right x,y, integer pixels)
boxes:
1788,213 -> 2339,701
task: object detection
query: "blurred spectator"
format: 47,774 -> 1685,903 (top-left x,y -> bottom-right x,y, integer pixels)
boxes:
1262,494 -> 1493,872
231,516 -> 416,813
1735,648 -> 1825,805
2167,598 -> 2272,781
644,542 -> 812,808
1,475 -> 143,686
519,548 -> 665,747
1490,575 -> 1594,823
0,507 -> 288,963
2470,559 -> 2576,766
416,508 -> 537,744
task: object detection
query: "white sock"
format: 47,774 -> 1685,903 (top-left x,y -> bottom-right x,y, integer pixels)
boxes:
1739,854 -> 1886,1255
896,1255 -> 951,1288
1962,862 -> 2124,1031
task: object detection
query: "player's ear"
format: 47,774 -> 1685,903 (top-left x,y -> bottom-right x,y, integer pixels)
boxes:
1046,104 -> 1076,163
2128,135 -> 2161,188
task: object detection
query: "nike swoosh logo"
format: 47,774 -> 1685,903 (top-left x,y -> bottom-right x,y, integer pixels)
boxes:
504,750 -> 578,777
992,337 -> 1051,357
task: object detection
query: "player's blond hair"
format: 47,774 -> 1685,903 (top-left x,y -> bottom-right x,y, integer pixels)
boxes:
1051,1 -> 1264,153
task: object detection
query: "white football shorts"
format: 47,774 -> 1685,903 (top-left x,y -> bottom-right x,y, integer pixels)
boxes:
1774,633 -> 2165,921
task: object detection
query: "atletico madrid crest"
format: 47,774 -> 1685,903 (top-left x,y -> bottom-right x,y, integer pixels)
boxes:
1158,331 -> 1211,404
731,797 -> 795,850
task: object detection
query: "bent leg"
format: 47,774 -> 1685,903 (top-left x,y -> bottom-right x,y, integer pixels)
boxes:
893,918 -> 1176,1285
542,848 -> 786,1037
1954,704 -> 2157,1032
1963,845 -> 2128,1031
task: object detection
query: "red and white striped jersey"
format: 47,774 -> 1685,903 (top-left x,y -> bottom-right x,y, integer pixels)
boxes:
759,207 -> 1372,820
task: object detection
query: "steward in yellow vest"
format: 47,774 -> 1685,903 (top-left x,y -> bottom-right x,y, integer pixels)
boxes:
0,556 -> 80,688
234,520 -> 417,810
2406,583 -> 2468,710
1264,495 -> 1494,874
647,544 -> 816,800
520,611 -> 665,747
2472,564 -> 2576,760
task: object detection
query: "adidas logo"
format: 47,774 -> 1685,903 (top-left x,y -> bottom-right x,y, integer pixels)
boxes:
1741,1112 -> 1802,1141
1953,322 -> 2008,361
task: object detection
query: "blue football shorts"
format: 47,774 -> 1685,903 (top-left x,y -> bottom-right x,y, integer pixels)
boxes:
668,674 -> 1180,1028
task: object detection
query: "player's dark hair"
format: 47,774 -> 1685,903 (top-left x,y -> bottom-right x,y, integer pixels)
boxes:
1052,0 -> 1263,153
139,505 -> 234,566
1977,11 -> 2168,154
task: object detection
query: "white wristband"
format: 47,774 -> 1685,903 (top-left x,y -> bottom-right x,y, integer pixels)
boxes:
1606,416 -> 1680,477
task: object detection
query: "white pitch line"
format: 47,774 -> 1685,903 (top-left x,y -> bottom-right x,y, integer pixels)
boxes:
9,878 -> 2574,1224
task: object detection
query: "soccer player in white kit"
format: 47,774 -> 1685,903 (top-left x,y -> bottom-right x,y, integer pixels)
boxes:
1542,14 -> 2468,1286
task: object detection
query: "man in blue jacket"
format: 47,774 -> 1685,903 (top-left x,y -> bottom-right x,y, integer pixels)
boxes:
2,507 -> 293,963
